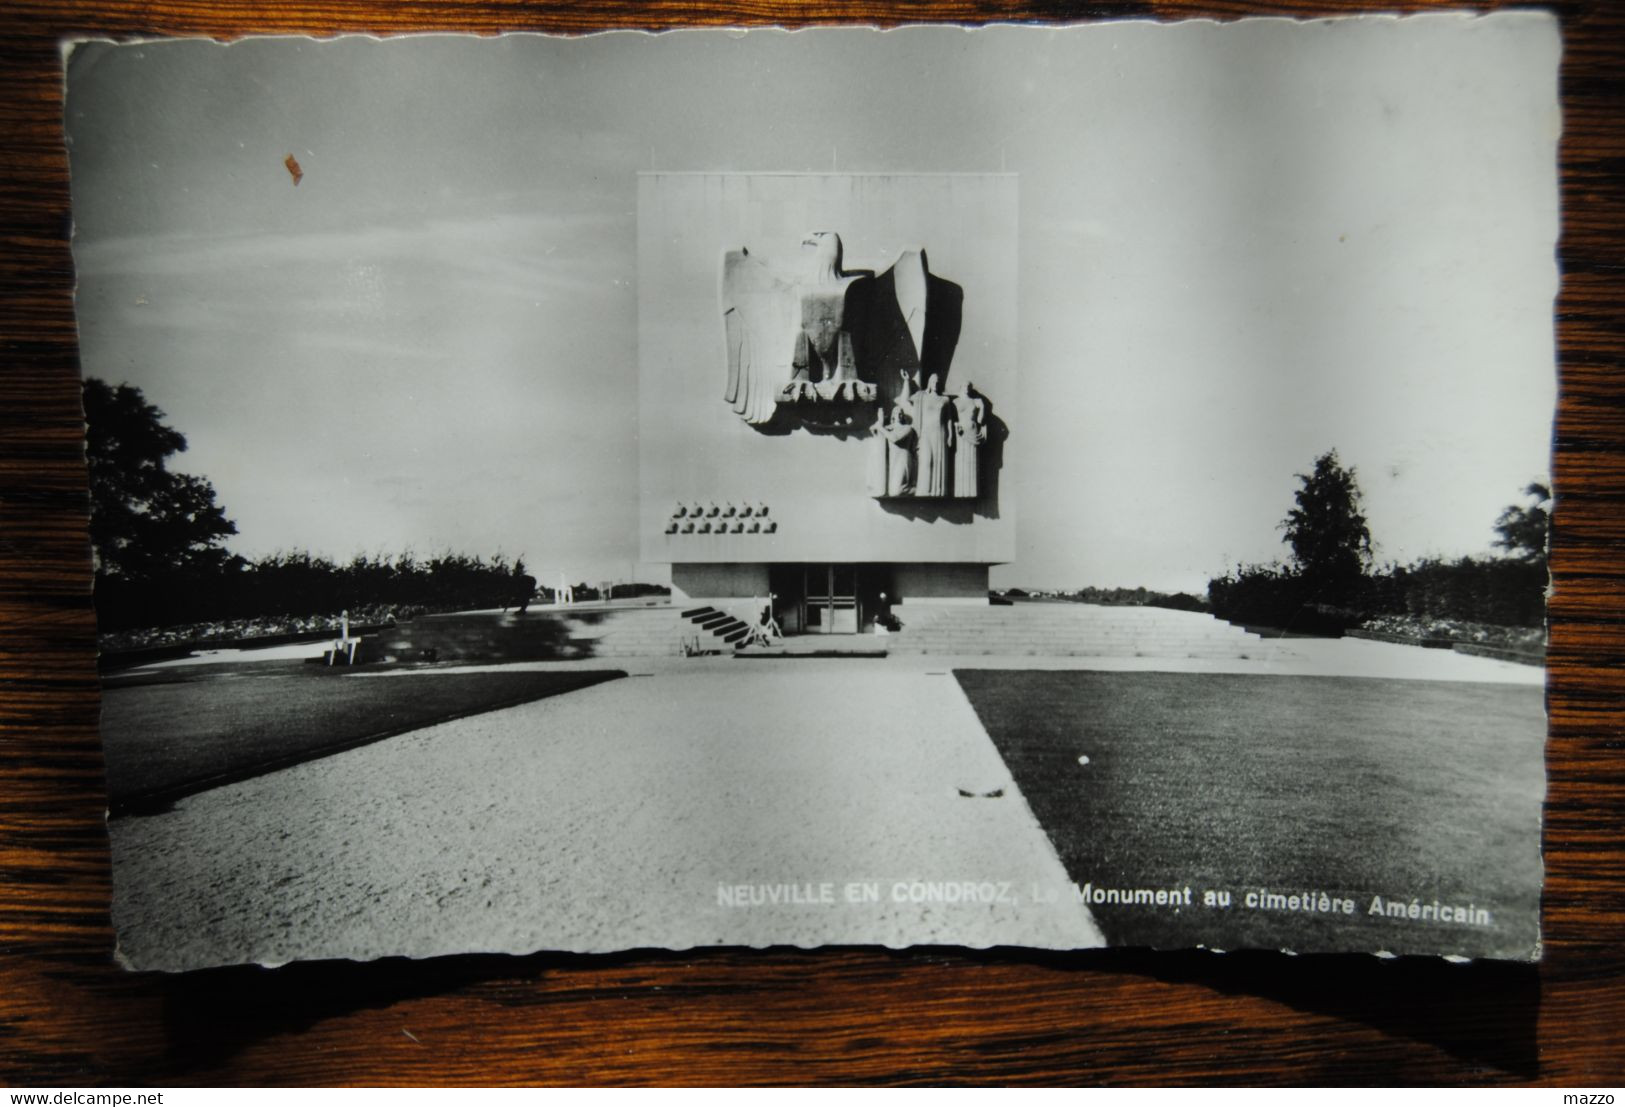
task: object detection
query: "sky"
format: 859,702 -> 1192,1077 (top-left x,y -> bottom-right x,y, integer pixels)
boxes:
64,17 -> 1560,593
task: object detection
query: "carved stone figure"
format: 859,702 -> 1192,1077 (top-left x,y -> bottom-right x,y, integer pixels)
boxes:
896,367 -> 916,408
794,232 -> 863,402
884,408 -> 915,497
912,373 -> 952,497
721,248 -> 796,425
952,383 -> 987,499
878,370 -> 914,496
892,248 -> 928,371
866,406 -> 889,497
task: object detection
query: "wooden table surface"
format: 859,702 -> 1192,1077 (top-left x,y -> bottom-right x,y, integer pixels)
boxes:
2,0 -> 1621,1087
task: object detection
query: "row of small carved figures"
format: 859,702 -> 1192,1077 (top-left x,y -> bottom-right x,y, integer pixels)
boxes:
667,518 -> 778,534
666,502 -> 777,535
780,378 -> 877,403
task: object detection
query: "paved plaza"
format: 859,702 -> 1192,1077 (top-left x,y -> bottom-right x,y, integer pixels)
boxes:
110,661 -> 1106,969
106,623 -> 1540,970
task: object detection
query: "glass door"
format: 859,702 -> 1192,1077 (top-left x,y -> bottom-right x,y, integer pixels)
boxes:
828,564 -> 858,633
804,565 -> 860,634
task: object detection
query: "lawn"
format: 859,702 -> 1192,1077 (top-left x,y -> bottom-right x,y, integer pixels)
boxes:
954,670 -> 1545,959
101,664 -> 624,810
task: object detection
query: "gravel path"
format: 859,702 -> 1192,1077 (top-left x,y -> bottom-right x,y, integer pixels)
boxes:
110,662 -> 1103,969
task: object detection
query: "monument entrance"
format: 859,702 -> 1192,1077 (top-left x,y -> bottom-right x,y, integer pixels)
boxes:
770,563 -> 861,635
803,564 -> 858,634
766,563 -> 901,636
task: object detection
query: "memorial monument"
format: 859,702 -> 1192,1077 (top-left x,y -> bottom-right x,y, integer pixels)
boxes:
639,173 -> 1017,634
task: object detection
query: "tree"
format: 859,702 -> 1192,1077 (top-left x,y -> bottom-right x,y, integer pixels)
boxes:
83,378 -> 238,581
1492,481 -> 1551,565
510,557 -> 536,613
1280,449 -> 1372,603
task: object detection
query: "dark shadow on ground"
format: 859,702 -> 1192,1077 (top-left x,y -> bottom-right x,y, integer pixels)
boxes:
102,665 -> 624,813
363,609 -> 599,664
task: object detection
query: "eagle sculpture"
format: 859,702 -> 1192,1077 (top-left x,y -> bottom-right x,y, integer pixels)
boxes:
721,232 -> 930,427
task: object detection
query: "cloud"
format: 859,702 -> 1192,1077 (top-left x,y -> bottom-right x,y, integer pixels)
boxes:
1028,216 -> 1116,242
73,205 -> 637,372
74,207 -> 630,300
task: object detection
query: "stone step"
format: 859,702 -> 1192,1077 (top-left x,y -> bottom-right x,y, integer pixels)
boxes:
350,605 -> 1280,662
878,604 -> 1280,660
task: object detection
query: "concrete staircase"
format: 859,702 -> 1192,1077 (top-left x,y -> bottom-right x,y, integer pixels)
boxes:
884,602 -> 1284,659
678,606 -> 757,652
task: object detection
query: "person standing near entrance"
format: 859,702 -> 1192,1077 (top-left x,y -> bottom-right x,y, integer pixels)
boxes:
756,594 -> 782,643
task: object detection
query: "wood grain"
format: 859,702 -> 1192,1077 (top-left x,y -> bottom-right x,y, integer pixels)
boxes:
3,0 -> 1621,1087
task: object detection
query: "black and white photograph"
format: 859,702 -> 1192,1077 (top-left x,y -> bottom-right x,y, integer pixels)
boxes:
65,16 -> 1558,972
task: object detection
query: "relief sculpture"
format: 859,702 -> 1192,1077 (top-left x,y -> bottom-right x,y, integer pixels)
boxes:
721,232 -> 933,427
869,372 -> 992,502
716,229 -> 993,504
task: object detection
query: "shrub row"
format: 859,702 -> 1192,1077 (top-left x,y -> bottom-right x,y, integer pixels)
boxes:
999,587 -> 1209,613
94,552 -> 536,634
1207,556 -> 1546,634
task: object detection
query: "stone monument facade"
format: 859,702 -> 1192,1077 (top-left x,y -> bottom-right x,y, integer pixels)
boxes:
639,173 -> 1017,630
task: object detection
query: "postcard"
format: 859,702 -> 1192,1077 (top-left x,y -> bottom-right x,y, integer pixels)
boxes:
66,16 -> 1557,969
